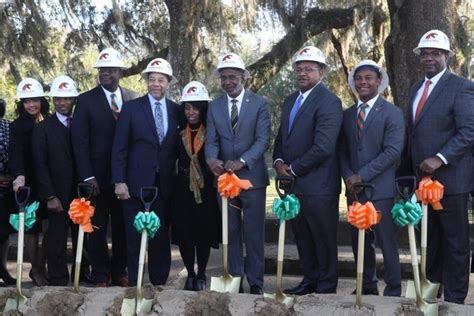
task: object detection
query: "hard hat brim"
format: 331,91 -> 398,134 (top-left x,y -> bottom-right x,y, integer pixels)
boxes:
213,68 -> 250,79
413,47 -> 454,57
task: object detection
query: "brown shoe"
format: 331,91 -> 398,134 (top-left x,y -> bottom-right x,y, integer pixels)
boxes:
112,276 -> 129,287
95,282 -> 108,288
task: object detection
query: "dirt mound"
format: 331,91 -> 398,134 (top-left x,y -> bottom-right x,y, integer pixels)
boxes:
184,291 -> 231,315
35,289 -> 85,315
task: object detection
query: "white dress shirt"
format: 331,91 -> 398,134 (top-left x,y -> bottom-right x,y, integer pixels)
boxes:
101,86 -> 123,111
226,89 -> 245,118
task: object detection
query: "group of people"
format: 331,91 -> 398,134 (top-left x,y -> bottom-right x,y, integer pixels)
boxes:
0,28 -> 472,305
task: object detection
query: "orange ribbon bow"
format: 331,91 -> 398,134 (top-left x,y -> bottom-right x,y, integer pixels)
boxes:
69,198 -> 96,233
347,201 -> 381,230
415,176 -> 444,210
217,172 -> 253,199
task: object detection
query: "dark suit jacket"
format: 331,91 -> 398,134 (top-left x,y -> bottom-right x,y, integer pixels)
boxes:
205,90 -> 271,188
111,95 -> 179,199
72,85 -> 139,188
32,114 -> 76,208
9,117 -> 38,193
339,97 -> 405,202
405,71 -> 474,194
273,83 -> 343,195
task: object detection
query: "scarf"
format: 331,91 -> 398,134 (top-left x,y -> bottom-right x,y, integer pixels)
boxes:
181,124 -> 205,204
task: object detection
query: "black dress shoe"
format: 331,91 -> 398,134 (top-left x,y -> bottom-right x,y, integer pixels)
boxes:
194,278 -> 206,291
351,288 -> 379,295
250,285 -> 263,295
184,277 -> 195,291
284,282 -> 316,295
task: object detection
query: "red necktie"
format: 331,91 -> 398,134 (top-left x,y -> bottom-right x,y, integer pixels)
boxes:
415,80 -> 432,121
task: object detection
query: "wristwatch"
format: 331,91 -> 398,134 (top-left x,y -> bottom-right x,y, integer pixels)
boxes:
240,158 -> 247,167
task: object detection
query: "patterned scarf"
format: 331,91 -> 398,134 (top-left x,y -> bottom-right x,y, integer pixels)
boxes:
181,124 -> 205,204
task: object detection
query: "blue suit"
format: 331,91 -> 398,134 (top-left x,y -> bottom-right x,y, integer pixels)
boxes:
205,89 -> 271,289
273,83 -> 342,293
111,94 -> 179,285
339,96 -> 405,296
405,71 -> 474,303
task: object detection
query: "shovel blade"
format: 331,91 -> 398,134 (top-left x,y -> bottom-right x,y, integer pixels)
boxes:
120,298 -> 137,316
210,276 -> 241,293
420,301 -> 438,316
4,295 -> 27,312
137,298 -> 154,313
264,292 -> 294,306
421,279 -> 440,300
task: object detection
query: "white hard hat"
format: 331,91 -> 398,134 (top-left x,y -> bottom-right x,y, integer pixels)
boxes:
142,58 -> 177,83
49,75 -> 79,97
180,81 -> 212,103
16,78 -> 46,99
293,46 -> 326,66
213,53 -> 250,78
94,48 -> 126,68
348,60 -> 389,94
413,30 -> 454,57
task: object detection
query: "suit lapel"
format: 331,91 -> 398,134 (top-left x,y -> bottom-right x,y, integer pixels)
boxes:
235,91 -> 252,135
346,105 -> 358,142
140,95 -> 160,144
51,114 -> 72,159
162,98 -> 177,145
217,96 -> 233,135
362,97 -> 384,134
414,71 -> 450,127
287,84 -> 322,137
282,93 -> 298,139
95,86 -> 116,121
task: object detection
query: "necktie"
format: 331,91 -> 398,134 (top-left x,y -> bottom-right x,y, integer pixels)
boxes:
414,79 -> 432,121
110,93 -> 119,120
230,99 -> 238,133
288,94 -> 304,131
154,102 -> 165,144
66,117 -> 72,129
357,103 -> 369,140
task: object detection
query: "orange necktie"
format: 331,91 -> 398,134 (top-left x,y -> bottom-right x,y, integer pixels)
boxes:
414,80 -> 432,121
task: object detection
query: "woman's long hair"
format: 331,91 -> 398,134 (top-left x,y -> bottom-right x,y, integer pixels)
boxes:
179,101 -> 209,130
15,97 -> 50,119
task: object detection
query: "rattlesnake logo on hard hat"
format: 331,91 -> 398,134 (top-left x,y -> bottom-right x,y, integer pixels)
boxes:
58,82 -> 69,89
299,48 -> 310,54
151,60 -> 161,66
22,83 -> 32,91
425,32 -> 438,39
187,87 -> 197,93
99,53 -> 109,60
222,55 -> 233,61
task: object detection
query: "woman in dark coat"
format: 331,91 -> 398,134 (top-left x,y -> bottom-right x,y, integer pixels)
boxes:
171,81 -> 220,291
9,78 -> 50,286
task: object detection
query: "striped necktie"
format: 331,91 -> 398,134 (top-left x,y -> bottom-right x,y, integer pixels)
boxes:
231,99 -> 238,133
357,103 -> 369,139
110,93 -> 119,120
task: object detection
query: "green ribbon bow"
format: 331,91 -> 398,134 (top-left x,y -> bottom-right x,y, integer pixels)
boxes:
133,211 -> 161,238
9,201 -> 39,232
272,194 -> 300,221
391,194 -> 422,227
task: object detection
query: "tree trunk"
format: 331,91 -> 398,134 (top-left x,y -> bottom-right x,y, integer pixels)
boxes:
384,0 -> 466,109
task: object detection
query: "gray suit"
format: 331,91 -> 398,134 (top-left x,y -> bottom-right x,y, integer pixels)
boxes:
339,96 -> 405,296
405,70 -> 474,303
205,90 -> 270,288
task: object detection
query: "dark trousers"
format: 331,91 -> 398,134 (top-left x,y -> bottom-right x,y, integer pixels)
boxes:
224,188 -> 266,288
122,192 -> 171,286
89,188 -> 127,283
291,194 -> 339,293
350,198 -> 401,296
427,193 -> 470,304
47,209 -> 89,286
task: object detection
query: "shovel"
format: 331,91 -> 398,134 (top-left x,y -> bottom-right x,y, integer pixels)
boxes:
351,183 -> 375,309
73,183 -> 94,293
405,178 -> 440,300
264,176 -> 297,306
121,186 -> 158,316
4,186 -> 31,312
210,195 -> 241,293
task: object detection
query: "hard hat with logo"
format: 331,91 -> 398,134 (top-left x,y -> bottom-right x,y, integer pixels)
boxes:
142,58 -> 177,83
293,46 -> 327,66
180,81 -> 212,103
16,78 -> 46,99
49,75 -> 79,97
94,48 -> 126,68
413,30 -> 454,56
348,60 -> 389,94
213,53 -> 250,78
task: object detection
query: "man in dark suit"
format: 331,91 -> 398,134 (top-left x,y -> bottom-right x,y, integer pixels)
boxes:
112,58 -> 179,286
273,46 -> 342,295
404,30 -> 474,304
72,48 -> 139,287
32,75 -> 89,285
339,60 -> 405,296
205,53 -> 271,294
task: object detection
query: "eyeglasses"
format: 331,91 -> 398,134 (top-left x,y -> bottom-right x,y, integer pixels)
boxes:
219,75 -> 241,82
294,67 -> 320,74
419,50 -> 445,59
